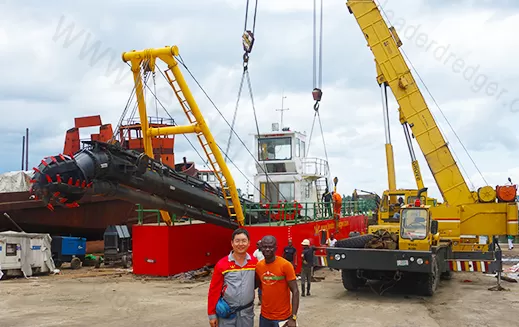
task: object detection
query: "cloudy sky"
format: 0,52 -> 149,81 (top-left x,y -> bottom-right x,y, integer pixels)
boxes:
1,0 -> 518,202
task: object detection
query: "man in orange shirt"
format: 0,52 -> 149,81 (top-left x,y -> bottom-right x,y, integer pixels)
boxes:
256,235 -> 300,327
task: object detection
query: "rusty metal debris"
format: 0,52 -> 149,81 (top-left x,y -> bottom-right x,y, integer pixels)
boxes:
172,265 -> 212,281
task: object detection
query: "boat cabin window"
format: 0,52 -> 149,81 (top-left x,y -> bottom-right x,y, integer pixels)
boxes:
295,138 -> 306,158
258,137 -> 292,161
260,182 -> 295,203
400,208 -> 428,240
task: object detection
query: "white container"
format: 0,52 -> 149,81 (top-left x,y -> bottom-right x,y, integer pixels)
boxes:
0,231 -> 56,279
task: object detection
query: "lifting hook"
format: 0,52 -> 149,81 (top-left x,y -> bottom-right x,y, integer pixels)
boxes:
312,88 -> 322,112
243,53 -> 249,71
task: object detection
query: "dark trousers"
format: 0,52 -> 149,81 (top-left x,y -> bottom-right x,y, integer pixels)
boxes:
325,202 -> 332,217
301,267 -> 312,294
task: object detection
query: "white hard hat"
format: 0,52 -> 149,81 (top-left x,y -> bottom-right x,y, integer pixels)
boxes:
301,239 -> 310,246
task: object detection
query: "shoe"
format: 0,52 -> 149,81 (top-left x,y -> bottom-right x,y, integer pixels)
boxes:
306,292 -> 310,296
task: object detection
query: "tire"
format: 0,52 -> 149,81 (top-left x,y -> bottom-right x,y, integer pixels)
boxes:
70,257 -> 82,270
421,255 -> 440,296
341,269 -> 364,291
336,234 -> 375,249
349,231 -> 360,237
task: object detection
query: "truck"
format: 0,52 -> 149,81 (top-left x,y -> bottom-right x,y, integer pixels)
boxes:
326,0 -> 518,296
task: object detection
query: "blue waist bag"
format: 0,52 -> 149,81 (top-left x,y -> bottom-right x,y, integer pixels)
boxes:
216,298 -> 254,320
216,298 -> 236,319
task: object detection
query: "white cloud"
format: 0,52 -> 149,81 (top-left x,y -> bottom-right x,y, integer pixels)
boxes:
0,1 -> 518,204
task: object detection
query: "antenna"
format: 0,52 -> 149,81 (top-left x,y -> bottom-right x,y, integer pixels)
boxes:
275,92 -> 289,129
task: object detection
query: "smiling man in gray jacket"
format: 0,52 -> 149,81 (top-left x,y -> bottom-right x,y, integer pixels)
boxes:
207,228 -> 258,327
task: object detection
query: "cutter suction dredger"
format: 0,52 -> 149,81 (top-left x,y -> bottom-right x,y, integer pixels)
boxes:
29,141 -> 257,229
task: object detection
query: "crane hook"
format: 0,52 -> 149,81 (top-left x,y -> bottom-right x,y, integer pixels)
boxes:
243,53 -> 249,71
312,88 -> 322,112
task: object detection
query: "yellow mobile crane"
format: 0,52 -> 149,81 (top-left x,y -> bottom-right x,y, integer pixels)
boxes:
327,0 -> 518,296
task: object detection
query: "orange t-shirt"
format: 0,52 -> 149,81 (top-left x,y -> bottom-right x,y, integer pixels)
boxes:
256,256 -> 297,320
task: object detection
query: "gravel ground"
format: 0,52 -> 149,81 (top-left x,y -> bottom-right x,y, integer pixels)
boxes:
1,258 -> 519,327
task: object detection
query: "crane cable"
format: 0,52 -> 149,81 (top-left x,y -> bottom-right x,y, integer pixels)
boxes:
221,0 -> 287,203
224,0 -> 258,161
175,54 -> 288,202
307,0 -> 329,170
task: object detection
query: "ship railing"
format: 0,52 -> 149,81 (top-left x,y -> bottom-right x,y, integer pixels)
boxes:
134,200 -> 378,227
124,116 -> 176,126
135,204 -> 194,225
242,200 -> 376,227
301,158 -> 330,178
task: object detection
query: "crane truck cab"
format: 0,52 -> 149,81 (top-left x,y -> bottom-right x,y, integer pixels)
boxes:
398,200 -> 440,251
326,197 -> 450,296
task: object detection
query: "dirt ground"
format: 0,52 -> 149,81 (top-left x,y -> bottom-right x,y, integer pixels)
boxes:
1,258 -> 519,327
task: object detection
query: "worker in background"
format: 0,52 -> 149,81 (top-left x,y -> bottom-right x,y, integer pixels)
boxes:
322,188 -> 332,217
326,234 -> 337,247
508,235 -> 514,250
256,235 -> 299,327
253,241 -> 265,306
283,239 -> 297,269
207,228 -> 257,327
332,191 -> 342,219
300,239 -> 315,297
326,234 -> 337,271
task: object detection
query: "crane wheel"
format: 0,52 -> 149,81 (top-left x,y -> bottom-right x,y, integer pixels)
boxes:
341,269 -> 365,291
421,255 -> 440,296
336,234 -> 374,249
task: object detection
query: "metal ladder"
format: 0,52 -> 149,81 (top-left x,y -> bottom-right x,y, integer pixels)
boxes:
164,70 -> 238,222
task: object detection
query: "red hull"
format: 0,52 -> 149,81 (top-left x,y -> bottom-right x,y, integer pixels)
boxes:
132,215 -> 368,277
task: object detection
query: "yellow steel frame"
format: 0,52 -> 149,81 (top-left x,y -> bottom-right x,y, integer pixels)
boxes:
121,46 -> 244,226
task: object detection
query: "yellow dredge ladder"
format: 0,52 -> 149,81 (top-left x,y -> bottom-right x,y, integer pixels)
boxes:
164,70 -> 239,222
122,45 -> 244,226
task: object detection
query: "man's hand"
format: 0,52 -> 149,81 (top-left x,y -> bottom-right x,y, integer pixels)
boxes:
283,318 -> 297,327
209,318 -> 218,327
